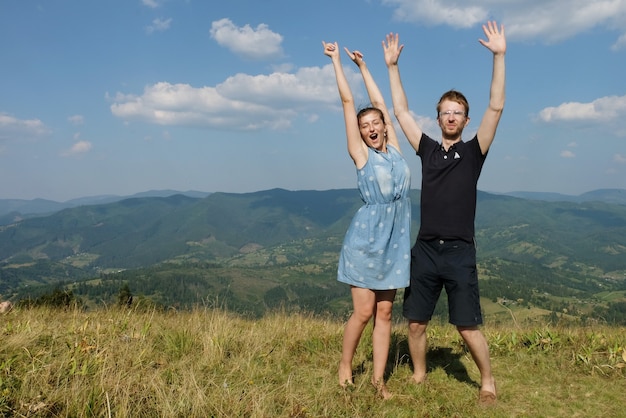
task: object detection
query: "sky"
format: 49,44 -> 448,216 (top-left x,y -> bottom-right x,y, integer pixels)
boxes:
1,0 -> 625,202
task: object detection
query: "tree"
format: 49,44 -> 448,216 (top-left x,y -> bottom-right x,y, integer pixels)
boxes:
117,283 -> 133,307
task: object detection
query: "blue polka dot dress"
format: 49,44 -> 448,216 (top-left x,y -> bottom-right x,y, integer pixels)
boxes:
338,145 -> 411,290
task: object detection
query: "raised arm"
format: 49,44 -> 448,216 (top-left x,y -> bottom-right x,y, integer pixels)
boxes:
384,33 -> 422,153
343,48 -> 401,153
323,41 -> 368,168
476,21 -> 506,155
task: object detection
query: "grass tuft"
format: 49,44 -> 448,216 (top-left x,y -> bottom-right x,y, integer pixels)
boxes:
0,306 -> 624,417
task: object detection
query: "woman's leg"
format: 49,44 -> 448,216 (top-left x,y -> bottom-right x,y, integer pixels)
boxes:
371,289 -> 397,399
339,286 -> 376,386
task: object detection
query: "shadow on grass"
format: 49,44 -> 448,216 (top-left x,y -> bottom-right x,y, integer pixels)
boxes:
388,331 -> 477,387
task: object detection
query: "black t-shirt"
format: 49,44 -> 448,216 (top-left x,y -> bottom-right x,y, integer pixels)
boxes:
417,133 -> 486,242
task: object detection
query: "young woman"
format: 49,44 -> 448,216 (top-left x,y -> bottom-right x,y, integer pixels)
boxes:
322,41 -> 411,399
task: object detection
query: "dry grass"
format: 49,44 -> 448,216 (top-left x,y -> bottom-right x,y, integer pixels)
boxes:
0,305 -> 624,417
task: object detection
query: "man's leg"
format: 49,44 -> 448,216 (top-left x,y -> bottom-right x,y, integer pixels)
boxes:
407,319 -> 429,384
457,326 -> 496,402
404,240 -> 439,384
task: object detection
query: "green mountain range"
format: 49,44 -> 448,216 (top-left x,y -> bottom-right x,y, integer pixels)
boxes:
1,188 -> 625,322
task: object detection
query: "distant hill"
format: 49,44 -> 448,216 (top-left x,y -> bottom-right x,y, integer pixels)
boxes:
1,188 -> 625,321
3,188 -> 624,221
0,189 -> 360,269
2,188 -> 624,269
502,188 -> 626,205
0,190 -> 211,221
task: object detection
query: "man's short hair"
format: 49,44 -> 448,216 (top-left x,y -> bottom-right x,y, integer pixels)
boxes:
437,90 -> 469,118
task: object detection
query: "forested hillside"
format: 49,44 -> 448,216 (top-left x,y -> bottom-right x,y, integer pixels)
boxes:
1,188 -> 625,323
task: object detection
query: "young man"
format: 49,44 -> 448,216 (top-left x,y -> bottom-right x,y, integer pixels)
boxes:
383,21 -> 506,405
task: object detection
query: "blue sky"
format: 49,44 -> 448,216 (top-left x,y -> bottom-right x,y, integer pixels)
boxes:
1,0 -> 625,201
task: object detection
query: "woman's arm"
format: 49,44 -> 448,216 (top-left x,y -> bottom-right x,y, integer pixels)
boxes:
344,48 -> 400,153
323,41 -> 368,167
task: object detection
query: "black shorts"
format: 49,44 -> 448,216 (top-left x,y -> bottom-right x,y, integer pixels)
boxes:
403,238 -> 483,326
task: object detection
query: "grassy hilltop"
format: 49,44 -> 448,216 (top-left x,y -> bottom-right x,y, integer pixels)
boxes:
0,305 -> 624,417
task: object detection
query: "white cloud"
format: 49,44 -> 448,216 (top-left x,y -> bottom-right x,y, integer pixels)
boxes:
210,18 -> 283,60
0,113 -> 50,140
383,0 -> 626,45
146,18 -> 172,34
614,153 -> 626,164
413,113 -> 439,138
109,64 -> 364,131
272,63 -> 295,73
141,0 -> 159,8
383,0 -> 487,28
560,150 -> 576,158
538,95 -> 626,122
503,0 -> 626,43
62,140 -> 92,157
217,65 -> 346,107
68,115 -> 84,125
110,81 -> 292,130
611,32 -> 626,51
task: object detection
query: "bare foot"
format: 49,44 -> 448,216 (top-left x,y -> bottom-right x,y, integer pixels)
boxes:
409,374 -> 427,385
338,363 -> 353,387
480,380 -> 496,396
372,380 -> 393,400
478,389 -> 497,406
478,381 -> 497,406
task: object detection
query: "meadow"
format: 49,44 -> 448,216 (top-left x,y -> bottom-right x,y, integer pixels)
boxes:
1,303 -> 624,417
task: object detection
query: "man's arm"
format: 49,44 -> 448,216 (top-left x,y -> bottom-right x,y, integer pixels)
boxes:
384,33 -> 423,153
476,21 -> 506,155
